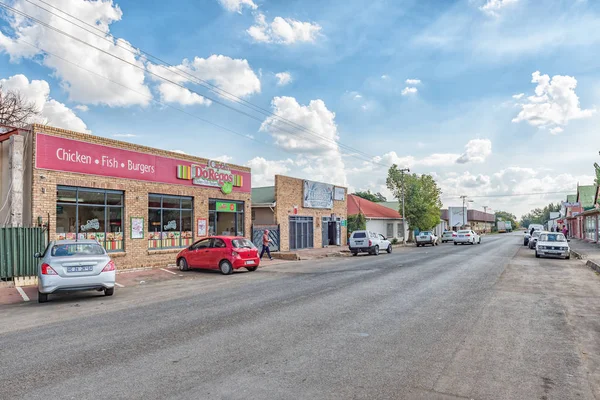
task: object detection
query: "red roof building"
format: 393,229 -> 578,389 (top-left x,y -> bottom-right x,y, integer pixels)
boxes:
348,194 -> 405,239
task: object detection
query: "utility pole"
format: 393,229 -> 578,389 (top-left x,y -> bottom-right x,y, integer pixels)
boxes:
483,205 -> 488,234
399,168 -> 410,245
460,195 -> 467,228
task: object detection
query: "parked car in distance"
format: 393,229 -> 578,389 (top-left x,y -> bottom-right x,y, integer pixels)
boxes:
441,231 -> 456,243
535,232 -> 571,259
528,230 -> 543,249
36,240 -> 116,303
416,231 -> 438,247
453,230 -> 481,245
524,224 -> 544,246
177,236 -> 259,275
349,230 -> 392,256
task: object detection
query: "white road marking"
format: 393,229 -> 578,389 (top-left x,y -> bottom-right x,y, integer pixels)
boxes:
115,282 -> 125,288
160,268 -> 178,275
16,286 -> 30,302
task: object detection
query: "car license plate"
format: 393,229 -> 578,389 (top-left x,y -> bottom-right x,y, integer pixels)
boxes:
459,235 -> 464,238
67,266 -> 93,273
356,241 -> 363,245
245,260 -> 254,265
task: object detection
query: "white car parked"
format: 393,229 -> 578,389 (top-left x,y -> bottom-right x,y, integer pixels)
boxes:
416,231 -> 438,247
349,230 -> 392,256
535,232 -> 571,259
453,230 -> 481,245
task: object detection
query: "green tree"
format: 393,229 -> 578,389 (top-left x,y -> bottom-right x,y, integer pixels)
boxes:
352,190 -> 387,202
495,210 -> 518,229
386,166 -> 442,238
347,213 -> 366,234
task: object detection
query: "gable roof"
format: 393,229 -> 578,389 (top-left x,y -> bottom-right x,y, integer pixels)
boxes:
380,201 -> 400,210
251,186 -> 275,205
577,185 -> 598,209
348,195 -> 402,219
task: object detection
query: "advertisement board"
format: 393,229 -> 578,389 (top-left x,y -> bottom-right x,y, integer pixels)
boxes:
303,180 -> 334,209
35,133 -> 251,193
449,207 -> 467,228
334,187 -> 345,201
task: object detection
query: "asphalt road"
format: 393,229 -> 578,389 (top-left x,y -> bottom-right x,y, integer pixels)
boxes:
2,233 -> 600,400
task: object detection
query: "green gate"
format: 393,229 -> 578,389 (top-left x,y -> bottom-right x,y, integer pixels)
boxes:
0,227 -> 47,280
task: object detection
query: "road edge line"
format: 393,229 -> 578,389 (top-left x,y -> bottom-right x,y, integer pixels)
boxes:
16,286 -> 30,302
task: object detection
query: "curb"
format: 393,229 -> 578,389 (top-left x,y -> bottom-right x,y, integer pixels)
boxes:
587,259 -> 600,274
571,250 -> 586,260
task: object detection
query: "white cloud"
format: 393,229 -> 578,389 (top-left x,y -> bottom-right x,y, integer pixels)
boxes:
112,133 -> 137,138
1,74 -> 88,132
260,96 -> 347,186
171,150 -> 187,154
405,78 -> 421,85
74,105 -> 89,112
247,157 -> 294,187
456,139 -> 492,164
247,13 -> 322,45
512,93 -> 524,100
147,54 -> 260,105
353,93 -> 362,99
0,0 -> 151,107
402,87 -> 418,96
214,155 -> 233,163
420,153 -> 462,167
479,0 -> 519,16
275,71 -> 292,86
512,71 -> 595,131
549,127 -> 564,135
381,74 -> 389,79
217,0 -> 257,13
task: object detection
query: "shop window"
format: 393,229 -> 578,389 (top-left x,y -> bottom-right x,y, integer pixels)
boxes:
208,199 -> 245,237
56,186 -> 124,252
148,194 -> 193,249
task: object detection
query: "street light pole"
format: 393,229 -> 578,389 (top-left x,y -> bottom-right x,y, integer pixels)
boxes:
460,195 -> 467,228
483,205 -> 488,233
399,168 -> 410,245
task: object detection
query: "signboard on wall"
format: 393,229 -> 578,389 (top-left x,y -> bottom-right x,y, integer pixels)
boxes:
303,180 -> 333,209
334,187 -> 345,201
449,207 -> 467,228
35,133 -> 251,193
563,202 -> 580,207
216,201 -> 237,212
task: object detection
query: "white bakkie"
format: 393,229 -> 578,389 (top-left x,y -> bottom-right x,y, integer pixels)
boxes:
349,230 -> 392,256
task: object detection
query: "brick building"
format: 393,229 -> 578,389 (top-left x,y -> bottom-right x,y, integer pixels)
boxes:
251,175 -> 347,251
0,124 -> 252,269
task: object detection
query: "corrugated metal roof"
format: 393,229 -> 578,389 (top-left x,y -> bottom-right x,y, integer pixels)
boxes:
566,194 -> 577,203
380,201 -> 399,210
348,195 -> 402,219
577,185 -> 598,209
251,186 -> 275,204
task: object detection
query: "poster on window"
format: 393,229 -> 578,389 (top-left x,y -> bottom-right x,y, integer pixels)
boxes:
334,187 -> 345,201
303,180 -> 334,209
197,218 -> 207,237
130,217 -> 144,239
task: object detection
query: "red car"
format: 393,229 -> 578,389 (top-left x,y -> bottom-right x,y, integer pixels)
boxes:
176,236 -> 260,275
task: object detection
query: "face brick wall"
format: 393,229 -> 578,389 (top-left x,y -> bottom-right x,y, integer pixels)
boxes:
274,175 -> 347,251
29,125 -> 251,270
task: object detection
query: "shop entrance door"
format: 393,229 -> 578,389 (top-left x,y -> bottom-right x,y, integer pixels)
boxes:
322,217 -> 329,247
327,219 -> 341,246
289,216 -> 314,250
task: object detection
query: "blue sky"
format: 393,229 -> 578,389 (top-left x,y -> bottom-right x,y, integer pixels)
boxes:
1,0 -> 599,217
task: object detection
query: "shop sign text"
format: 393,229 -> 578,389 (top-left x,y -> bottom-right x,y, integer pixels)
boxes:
303,180 -> 334,209
80,218 -> 100,232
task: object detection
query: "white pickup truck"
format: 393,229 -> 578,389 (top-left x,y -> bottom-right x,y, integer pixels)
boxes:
416,231 -> 438,247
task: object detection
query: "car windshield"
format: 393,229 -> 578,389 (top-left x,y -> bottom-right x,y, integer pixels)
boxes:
51,243 -> 105,257
352,232 -> 366,238
532,231 -> 542,238
232,238 -> 255,249
540,233 -> 566,242
458,230 -> 470,234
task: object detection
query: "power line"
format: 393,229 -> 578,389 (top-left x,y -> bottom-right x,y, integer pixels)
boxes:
451,191 -> 574,199
6,0 -> 391,169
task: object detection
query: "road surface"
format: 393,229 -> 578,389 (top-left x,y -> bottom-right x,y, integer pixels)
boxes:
1,233 -> 599,399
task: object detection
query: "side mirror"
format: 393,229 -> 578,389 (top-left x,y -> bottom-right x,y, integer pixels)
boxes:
34,252 -> 41,258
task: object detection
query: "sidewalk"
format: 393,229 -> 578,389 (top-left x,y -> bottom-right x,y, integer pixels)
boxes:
271,243 -> 409,261
569,238 -> 600,273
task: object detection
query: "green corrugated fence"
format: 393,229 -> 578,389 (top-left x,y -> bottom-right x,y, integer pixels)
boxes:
0,227 -> 46,280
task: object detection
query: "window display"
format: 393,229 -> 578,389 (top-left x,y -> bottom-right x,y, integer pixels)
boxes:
148,194 -> 193,248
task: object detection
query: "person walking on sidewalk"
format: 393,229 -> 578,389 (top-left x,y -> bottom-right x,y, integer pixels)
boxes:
260,229 -> 273,260
562,225 -> 568,237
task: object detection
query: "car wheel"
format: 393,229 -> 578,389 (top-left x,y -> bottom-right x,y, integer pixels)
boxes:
104,287 -> 114,296
566,254 -> 571,260
352,252 -> 358,256
478,238 -> 481,244
416,244 -> 420,247
219,260 -> 233,275
387,245 -> 392,254
535,251 -> 540,258
38,291 -> 48,303
246,266 -> 258,272
523,241 -> 527,246
374,246 -> 379,256
178,258 -> 189,271
454,242 -> 457,245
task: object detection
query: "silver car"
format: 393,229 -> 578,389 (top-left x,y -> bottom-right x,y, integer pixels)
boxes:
36,240 -> 116,303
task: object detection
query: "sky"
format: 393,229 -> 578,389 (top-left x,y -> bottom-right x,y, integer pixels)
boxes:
1,0 -> 599,218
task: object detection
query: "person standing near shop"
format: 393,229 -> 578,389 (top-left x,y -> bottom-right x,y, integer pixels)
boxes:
260,229 -> 273,260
